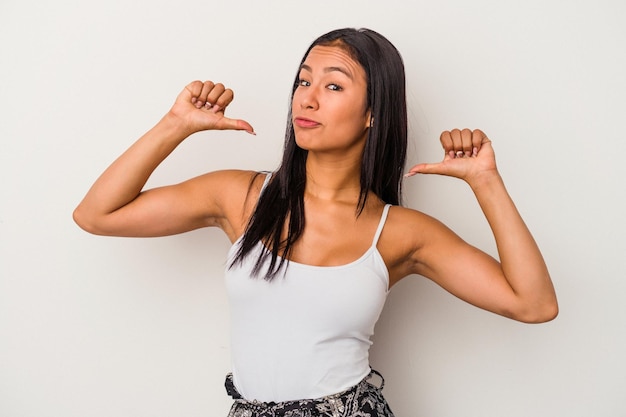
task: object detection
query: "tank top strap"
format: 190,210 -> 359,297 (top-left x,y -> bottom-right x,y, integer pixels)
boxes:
371,204 -> 391,247
260,171 -> 272,192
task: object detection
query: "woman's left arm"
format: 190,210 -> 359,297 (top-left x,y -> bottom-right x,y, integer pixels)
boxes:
405,129 -> 558,323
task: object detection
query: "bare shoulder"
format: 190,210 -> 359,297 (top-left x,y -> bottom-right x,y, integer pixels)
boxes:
379,206 -> 438,252
184,169 -> 269,239
379,205 -> 462,286
188,169 -> 264,197
383,205 -> 447,244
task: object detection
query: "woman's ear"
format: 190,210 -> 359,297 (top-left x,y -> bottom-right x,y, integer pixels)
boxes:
365,111 -> 373,129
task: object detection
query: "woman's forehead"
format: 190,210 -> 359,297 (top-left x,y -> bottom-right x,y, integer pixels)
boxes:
302,45 -> 365,80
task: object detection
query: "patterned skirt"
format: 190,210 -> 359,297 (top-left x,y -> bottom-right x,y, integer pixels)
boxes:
225,370 -> 395,417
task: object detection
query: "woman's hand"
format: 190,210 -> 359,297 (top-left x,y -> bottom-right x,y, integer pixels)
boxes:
405,128 -> 497,184
168,80 -> 255,136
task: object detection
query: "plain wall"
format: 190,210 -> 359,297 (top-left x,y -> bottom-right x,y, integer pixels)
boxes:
1,0 -> 625,416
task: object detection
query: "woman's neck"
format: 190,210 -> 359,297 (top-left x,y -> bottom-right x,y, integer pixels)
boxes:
304,153 -> 362,202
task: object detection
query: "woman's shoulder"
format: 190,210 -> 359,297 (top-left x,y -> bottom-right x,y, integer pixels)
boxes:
191,169 -> 269,196
188,169 -> 271,238
379,205 -> 454,282
386,204 -> 435,226
379,206 -> 446,258
382,205 -> 438,244
385,204 -> 455,243
212,168 -> 271,201
195,168 -> 264,183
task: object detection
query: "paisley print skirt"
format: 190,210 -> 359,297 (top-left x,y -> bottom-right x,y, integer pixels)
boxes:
225,370 -> 395,417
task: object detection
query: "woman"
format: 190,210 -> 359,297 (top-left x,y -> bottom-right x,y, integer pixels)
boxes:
74,28 -> 558,416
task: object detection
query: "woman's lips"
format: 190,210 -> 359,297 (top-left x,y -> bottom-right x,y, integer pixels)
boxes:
294,117 -> 321,128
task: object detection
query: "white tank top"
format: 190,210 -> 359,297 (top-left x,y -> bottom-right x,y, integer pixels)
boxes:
225,176 -> 391,402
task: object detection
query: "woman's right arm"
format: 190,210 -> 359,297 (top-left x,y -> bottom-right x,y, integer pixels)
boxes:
72,80 -> 255,238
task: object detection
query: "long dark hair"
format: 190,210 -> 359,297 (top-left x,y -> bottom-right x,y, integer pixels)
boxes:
230,28 -> 408,280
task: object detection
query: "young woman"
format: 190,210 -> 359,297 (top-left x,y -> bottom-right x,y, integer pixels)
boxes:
74,28 -> 558,416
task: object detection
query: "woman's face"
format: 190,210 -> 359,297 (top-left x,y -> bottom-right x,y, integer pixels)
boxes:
292,45 -> 370,156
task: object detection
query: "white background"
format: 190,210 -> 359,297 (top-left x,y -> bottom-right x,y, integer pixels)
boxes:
1,1 -> 625,416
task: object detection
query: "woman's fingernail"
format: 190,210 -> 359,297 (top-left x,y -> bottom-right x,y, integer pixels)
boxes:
246,130 -> 256,136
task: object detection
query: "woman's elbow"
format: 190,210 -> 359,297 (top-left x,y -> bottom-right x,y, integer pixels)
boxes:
72,206 -> 105,235
514,299 -> 559,324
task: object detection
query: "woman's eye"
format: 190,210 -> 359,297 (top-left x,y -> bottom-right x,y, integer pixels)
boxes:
327,83 -> 343,91
297,79 -> 310,87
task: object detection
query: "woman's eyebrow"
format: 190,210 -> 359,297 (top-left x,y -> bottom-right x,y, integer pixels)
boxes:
300,64 -> 353,80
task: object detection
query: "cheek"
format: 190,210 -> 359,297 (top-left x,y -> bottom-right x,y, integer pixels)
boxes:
343,95 -> 368,124
339,103 -> 368,131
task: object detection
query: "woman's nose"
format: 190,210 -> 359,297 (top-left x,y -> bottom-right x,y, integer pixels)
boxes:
299,87 -> 319,110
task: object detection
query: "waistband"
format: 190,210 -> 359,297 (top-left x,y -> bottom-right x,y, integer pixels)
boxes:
225,370 -> 386,415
